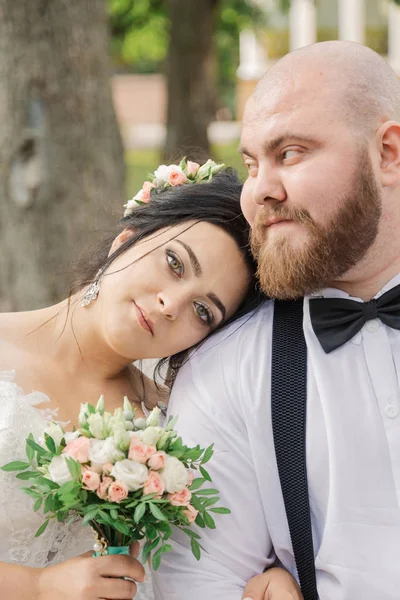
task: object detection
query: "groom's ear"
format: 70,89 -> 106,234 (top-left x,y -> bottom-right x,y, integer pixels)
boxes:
376,120 -> 400,187
108,228 -> 135,257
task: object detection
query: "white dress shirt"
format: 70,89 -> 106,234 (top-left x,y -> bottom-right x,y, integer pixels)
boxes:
152,274 -> 400,600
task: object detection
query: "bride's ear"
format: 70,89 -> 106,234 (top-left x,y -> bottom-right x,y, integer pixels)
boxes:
108,228 -> 135,257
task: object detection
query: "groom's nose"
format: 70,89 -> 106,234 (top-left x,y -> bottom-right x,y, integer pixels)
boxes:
253,167 -> 286,206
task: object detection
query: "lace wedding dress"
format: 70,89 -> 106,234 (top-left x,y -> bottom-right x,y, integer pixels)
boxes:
0,371 -> 154,600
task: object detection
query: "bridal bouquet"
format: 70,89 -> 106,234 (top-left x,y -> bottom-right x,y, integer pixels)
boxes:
1,397 -> 229,570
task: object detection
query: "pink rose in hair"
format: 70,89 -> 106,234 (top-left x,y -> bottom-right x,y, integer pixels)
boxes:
81,467 -> 101,491
168,487 -> 192,506
143,470 -> 165,498
142,181 -> 154,202
147,451 -> 166,471
97,476 -> 112,500
169,168 -> 187,187
63,436 -> 90,464
183,504 -> 198,524
186,161 -> 200,177
108,480 -> 129,503
128,437 -> 156,464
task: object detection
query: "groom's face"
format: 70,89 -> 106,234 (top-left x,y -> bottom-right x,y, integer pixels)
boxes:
239,82 -> 382,299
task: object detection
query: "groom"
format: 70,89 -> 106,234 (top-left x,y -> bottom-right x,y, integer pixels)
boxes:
153,41 -> 400,599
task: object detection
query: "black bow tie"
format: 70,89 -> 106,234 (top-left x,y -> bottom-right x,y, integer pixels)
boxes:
309,283 -> 400,353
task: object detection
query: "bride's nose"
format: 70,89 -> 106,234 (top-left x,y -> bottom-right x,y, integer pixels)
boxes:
157,290 -> 185,321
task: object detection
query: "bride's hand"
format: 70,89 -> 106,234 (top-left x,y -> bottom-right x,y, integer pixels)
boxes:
242,567 -> 303,600
36,542 -> 145,600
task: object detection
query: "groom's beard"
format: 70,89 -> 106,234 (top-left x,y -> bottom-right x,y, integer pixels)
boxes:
250,151 -> 382,299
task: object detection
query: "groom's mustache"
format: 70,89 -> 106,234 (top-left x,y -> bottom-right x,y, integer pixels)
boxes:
253,205 -> 315,232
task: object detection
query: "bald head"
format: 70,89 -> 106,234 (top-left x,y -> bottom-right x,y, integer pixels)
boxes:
252,41 -> 400,136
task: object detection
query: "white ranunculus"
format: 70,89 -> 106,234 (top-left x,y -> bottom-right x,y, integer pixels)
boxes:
48,455 -> 74,486
88,437 -> 124,465
160,456 -> 188,493
139,426 -> 164,447
64,430 -> 81,444
42,422 -> 65,447
110,459 -> 148,491
145,406 -> 162,428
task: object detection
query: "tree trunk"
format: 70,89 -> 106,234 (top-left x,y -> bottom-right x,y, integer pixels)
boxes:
163,0 -> 218,160
0,0 -> 125,311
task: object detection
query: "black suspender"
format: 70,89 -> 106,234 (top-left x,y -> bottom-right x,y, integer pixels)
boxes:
271,298 -> 318,600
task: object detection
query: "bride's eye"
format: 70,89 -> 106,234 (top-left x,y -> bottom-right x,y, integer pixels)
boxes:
166,250 -> 184,277
193,301 -> 214,326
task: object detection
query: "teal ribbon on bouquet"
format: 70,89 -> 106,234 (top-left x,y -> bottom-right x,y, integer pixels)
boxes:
93,545 -> 129,557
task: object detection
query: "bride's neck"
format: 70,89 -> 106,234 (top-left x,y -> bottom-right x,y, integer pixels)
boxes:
25,297 -> 135,382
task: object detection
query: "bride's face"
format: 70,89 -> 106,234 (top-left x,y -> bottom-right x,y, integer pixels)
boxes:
94,221 -> 250,360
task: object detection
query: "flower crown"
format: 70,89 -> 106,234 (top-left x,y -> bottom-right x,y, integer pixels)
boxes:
123,157 -> 225,218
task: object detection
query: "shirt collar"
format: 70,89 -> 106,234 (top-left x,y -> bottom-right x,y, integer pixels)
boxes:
308,272 -> 400,302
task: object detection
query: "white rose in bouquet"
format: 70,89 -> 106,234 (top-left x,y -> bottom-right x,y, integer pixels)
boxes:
88,437 -> 124,465
48,455 -> 74,485
64,430 -> 81,444
161,456 -> 189,493
111,459 -> 149,491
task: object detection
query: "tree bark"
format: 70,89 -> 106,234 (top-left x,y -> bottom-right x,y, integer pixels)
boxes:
0,0 -> 125,311
163,0 -> 218,160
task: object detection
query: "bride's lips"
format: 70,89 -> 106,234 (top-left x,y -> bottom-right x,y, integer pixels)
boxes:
133,302 -> 154,336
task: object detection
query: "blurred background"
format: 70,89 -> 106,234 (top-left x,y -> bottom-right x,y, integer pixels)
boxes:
1,0 -> 400,310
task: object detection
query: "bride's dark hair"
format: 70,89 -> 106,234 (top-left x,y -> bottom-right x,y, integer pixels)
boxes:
73,168 -> 264,388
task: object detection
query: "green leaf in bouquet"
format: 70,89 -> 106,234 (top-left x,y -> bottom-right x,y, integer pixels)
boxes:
44,434 -> 56,454
35,519 -> 50,537
192,488 -> 219,496
27,438 -> 47,456
113,519 -> 132,536
57,481 -> 81,496
149,503 -> 167,522
145,524 -> 158,540
87,404 -> 96,415
21,487 -> 41,499
189,495 -> 203,511
44,494 -> 57,514
189,477 -> 206,491
26,434 -> 35,463
200,444 -> 214,465
1,460 -> 31,472
156,521 -> 172,538
202,512 -> 216,529
134,502 -> 146,523
190,537 -> 201,561
98,510 -> 114,526
181,528 -> 201,540
195,513 -> 205,528
152,544 -> 172,571
37,477 -> 60,490
142,536 -> 160,564
167,450 -> 184,459
16,471 -> 41,481
83,507 -> 99,525
110,508 -> 118,520
66,457 -> 81,480
200,497 -> 219,509
33,497 -> 43,512
210,507 -> 231,515
199,466 -> 211,482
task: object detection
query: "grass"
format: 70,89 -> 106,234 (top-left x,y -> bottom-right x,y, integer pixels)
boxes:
125,142 -> 247,197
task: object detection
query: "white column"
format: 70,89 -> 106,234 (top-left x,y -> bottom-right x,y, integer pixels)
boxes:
236,29 -> 269,81
388,1 -> 400,75
338,0 -> 365,44
289,0 -> 317,52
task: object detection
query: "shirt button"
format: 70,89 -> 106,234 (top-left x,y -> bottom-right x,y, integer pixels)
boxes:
384,404 -> 399,419
365,319 -> 380,333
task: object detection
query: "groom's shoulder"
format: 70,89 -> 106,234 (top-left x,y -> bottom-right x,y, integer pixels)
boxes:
189,299 -> 274,368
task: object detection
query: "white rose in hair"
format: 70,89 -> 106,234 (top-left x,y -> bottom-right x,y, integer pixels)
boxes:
161,456 -> 189,493
111,459 -> 149,491
48,455 -> 74,485
139,426 -> 164,446
153,164 -> 171,186
88,437 -> 124,465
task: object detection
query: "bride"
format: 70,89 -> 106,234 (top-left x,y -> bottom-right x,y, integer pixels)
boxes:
0,161 -> 302,599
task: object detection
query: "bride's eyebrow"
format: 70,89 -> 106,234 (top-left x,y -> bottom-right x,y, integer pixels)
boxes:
176,240 -> 202,276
